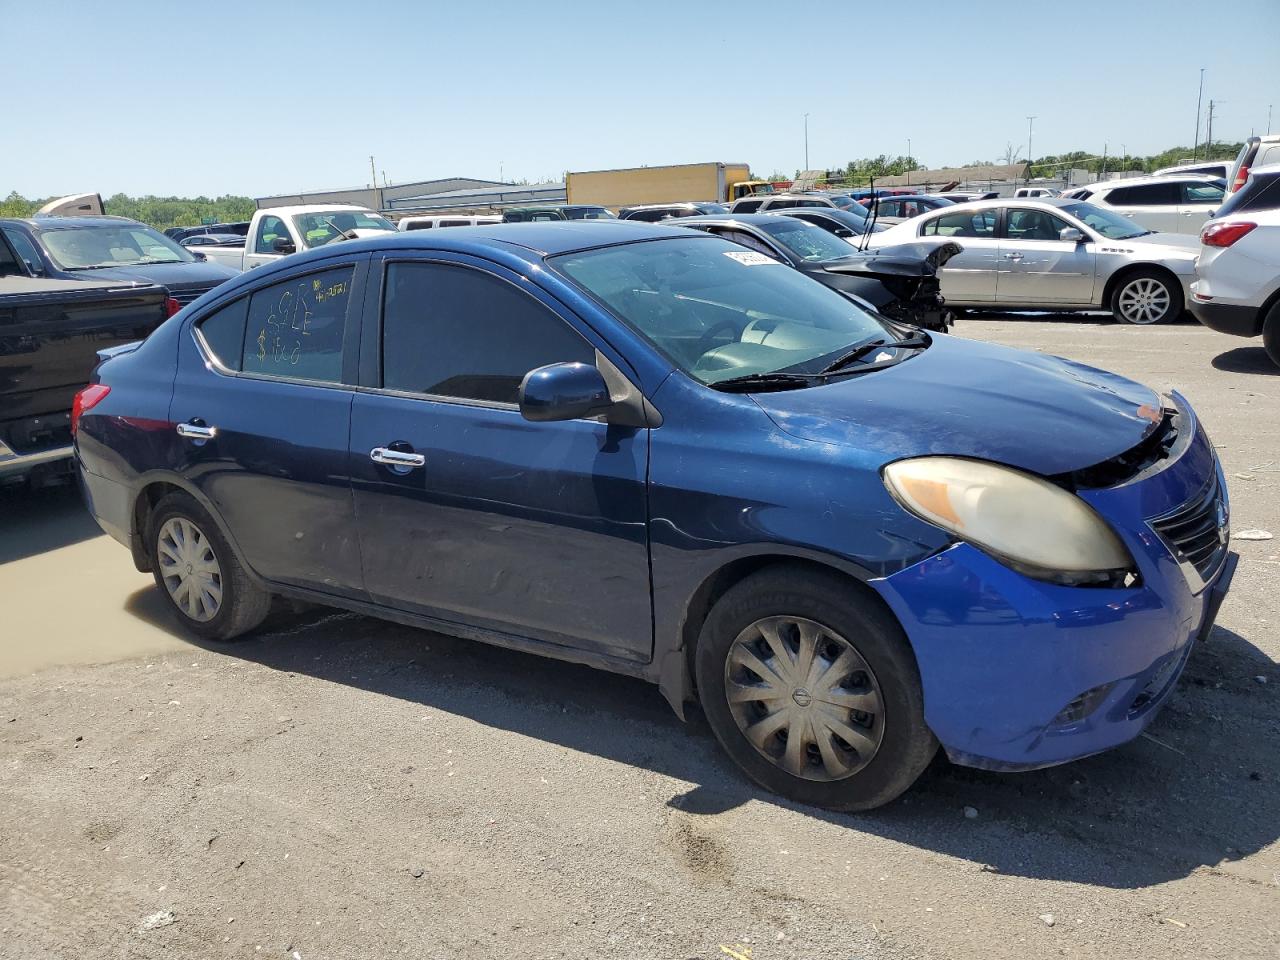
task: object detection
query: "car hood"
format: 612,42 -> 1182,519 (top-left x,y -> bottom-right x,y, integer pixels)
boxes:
75,259 -> 240,288
751,334 -> 1162,477
1114,231 -> 1201,257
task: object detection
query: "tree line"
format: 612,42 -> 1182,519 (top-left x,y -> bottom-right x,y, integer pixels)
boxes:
0,191 -> 256,229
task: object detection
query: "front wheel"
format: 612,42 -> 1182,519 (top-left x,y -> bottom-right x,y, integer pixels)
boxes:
149,492 -> 271,642
694,567 -> 937,811
1111,269 -> 1183,325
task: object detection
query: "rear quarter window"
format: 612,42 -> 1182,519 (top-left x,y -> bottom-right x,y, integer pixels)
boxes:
195,297 -> 249,370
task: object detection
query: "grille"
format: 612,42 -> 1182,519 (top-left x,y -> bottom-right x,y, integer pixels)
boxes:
1149,474 -> 1228,590
169,286 -> 215,307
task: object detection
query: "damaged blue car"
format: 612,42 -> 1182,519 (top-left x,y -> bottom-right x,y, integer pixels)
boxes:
74,221 -> 1235,810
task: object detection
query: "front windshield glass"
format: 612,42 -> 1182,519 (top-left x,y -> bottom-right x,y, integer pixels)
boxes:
553,236 -> 890,385
40,224 -> 195,269
1058,201 -> 1150,239
757,217 -> 859,262
293,211 -> 397,248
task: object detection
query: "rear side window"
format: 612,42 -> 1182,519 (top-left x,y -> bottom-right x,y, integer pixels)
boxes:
196,297 -> 249,370
381,262 -> 594,404
733,199 -> 763,213
1106,183 -> 1179,206
405,221 -> 433,230
922,209 -> 996,238
1182,181 -> 1225,203
242,265 -> 355,383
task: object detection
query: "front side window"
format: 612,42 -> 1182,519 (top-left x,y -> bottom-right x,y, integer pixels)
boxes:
1003,208 -> 1071,241
921,209 -> 997,238
254,215 -> 287,254
381,262 -> 594,404
1182,180 -> 1225,203
242,265 -> 355,383
2,227 -> 44,272
39,224 -> 194,269
554,236 -> 890,385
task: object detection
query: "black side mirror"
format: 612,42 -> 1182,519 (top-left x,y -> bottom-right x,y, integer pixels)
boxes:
834,227 -> 855,238
271,236 -> 296,255
190,250 -> 207,261
519,362 -> 612,422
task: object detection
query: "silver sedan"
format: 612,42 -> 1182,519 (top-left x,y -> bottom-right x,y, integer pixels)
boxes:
867,198 -> 1201,324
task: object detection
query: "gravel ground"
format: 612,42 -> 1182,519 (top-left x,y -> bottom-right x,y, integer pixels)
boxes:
1,316 -> 1277,960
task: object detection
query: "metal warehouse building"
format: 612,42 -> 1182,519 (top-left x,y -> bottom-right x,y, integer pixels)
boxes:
254,176 -> 508,213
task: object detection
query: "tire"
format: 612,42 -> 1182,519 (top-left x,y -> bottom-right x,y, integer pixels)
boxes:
1111,268 -> 1183,325
148,492 -> 270,642
1262,301 -> 1280,368
694,567 -> 937,812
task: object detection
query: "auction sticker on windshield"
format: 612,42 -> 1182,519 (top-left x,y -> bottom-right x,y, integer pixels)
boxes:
723,251 -> 779,266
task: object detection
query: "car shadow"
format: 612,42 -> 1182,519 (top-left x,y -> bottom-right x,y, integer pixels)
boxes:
0,481 -> 101,566
1212,346 -> 1279,375
126,588 -> 1278,891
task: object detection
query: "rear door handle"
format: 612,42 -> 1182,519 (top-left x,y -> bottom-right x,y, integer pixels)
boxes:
370,447 -> 425,469
176,422 -> 216,439
1004,252 -> 1023,260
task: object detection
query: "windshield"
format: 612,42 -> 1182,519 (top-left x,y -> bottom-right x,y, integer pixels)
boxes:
293,211 -> 397,248
828,196 -> 868,216
552,236 -> 890,385
757,217 -> 860,262
39,223 -> 195,269
1058,201 -> 1151,239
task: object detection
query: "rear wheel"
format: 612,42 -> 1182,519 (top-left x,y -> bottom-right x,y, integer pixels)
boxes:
1262,301 -> 1280,368
149,492 -> 270,641
1111,269 -> 1183,325
694,567 -> 937,811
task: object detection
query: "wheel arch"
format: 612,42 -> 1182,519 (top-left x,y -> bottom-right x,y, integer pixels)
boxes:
129,472 -> 260,583
1102,261 -> 1184,312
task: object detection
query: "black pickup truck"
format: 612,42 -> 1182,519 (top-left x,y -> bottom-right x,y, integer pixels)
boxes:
1,263 -> 167,486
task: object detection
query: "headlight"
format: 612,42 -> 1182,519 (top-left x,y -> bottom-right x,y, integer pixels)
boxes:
883,457 -> 1133,585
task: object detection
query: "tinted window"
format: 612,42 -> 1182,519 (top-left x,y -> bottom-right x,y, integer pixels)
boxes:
254,215 -> 288,254
405,221 -> 433,230
1004,208 -> 1071,241
439,220 -> 471,227
733,199 -> 763,213
0,233 -> 21,276
2,227 -> 43,273
242,265 -> 354,382
1106,183 -> 1180,206
921,209 -> 996,238
768,199 -> 799,209
1182,181 -> 1225,203
1214,171 -> 1280,218
626,209 -> 668,222
381,262 -> 594,404
196,297 -> 249,370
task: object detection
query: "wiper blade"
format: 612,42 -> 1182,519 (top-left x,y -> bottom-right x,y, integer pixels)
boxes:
709,372 -> 824,393
819,335 -> 930,374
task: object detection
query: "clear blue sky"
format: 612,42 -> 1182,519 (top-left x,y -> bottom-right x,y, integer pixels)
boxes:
5,0 -> 1278,199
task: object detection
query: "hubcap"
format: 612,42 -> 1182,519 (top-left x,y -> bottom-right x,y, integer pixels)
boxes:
1117,277 -> 1171,325
157,517 -> 222,622
724,616 -> 885,782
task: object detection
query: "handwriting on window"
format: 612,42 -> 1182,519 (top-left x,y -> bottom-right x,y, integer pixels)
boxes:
254,276 -> 348,366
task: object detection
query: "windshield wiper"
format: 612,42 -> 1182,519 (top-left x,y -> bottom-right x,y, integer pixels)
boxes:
819,335 -> 930,374
320,216 -> 360,242
709,372 -> 825,393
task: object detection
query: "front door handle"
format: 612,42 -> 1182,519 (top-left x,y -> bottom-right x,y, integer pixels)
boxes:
1004,252 -> 1023,260
370,447 -> 425,469
176,422 -> 216,440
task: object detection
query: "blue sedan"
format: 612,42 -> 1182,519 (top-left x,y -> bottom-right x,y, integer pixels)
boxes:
73,221 -> 1236,811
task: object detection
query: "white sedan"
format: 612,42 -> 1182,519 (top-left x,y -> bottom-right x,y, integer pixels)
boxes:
867,199 -> 1202,324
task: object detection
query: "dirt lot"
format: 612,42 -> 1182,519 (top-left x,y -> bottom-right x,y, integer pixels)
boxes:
2,316 -> 1277,960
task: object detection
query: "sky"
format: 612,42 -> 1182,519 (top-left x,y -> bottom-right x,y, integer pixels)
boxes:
4,0 -> 1279,200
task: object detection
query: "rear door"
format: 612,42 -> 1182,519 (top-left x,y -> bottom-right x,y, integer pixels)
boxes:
1102,182 -> 1181,232
995,207 -> 1096,305
172,256 -> 368,597
348,253 -> 653,662
916,208 -> 999,302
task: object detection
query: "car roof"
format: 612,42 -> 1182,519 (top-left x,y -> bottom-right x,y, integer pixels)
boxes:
1249,162 -> 1280,176
1093,173 -> 1215,190
2,215 -> 141,229
871,194 -> 937,202
261,204 -> 381,218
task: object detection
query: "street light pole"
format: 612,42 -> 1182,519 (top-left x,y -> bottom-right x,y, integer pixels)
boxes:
907,138 -> 912,186
1025,116 -> 1036,184
804,113 -> 810,170
1194,67 -> 1205,159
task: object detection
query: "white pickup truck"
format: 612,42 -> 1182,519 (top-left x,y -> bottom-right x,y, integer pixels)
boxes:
196,204 -> 398,271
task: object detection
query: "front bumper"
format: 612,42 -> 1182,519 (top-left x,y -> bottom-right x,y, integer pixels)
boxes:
870,395 -> 1234,771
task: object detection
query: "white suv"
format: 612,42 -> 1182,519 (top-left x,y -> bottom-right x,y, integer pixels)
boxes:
1189,164 -> 1280,365
1076,174 -> 1226,235
1227,135 -> 1280,195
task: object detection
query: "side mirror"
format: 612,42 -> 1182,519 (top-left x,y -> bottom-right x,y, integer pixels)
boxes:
519,362 -> 612,422
271,236 -> 296,255
834,227 -> 855,238
190,250 -> 207,261
1059,227 -> 1085,243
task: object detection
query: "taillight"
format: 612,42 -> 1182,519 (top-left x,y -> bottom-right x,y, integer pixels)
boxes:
164,297 -> 182,318
71,384 -> 110,437
1201,221 -> 1257,248
1231,165 -> 1250,193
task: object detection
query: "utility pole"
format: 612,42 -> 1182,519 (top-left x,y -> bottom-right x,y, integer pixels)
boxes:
1101,142 -> 1108,180
1269,104 -> 1274,134
1206,99 -> 1217,154
369,155 -> 377,189
907,138 -> 912,186
1025,116 -> 1037,184
803,113 -> 810,170
1194,68 -> 1205,159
